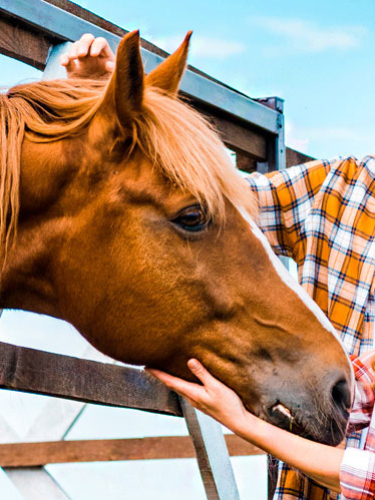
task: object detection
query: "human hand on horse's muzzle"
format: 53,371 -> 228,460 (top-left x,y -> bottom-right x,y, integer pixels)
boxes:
146,359 -> 252,435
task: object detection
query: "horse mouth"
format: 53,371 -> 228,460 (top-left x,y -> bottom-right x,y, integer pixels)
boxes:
269,403 -> 305,435
268,402 -> 346,445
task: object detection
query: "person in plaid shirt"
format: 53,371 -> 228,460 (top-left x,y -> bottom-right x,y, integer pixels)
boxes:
65,35 -> 375,500
151,156 -> 375,500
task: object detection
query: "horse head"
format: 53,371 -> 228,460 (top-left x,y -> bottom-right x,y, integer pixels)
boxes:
1,31 -> 352,445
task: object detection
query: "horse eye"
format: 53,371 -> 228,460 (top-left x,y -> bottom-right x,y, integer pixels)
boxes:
172,205 -> 208,232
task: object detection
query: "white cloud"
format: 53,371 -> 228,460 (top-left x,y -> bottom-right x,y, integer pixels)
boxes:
251,16 -> 366,54
285,122 -> 375,160
151,35 -> 245,59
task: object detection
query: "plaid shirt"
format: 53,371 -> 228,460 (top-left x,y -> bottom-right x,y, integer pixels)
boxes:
245,156 -> 375,500
340,352 -> 375,499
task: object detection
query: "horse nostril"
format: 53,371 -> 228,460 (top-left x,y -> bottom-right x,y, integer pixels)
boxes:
331,379 -> 351,410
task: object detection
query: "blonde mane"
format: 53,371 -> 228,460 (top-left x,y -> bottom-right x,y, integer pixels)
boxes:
0,78 -> 256,262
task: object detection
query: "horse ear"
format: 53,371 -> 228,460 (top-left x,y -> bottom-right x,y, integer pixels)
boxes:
145,31 -> 192,95
101,30 -> 144,129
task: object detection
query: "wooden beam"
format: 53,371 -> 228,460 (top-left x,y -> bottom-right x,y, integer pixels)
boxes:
0,341 -> 182,417
0,0 -> 273,160
2,345 -> 111,500
0,15 -> 51,69
42,0 -> 169,59
41,0 -> 234,87
193,103 -> 267,160
286,147 -> 314,167
0,435 -> 264,467
236,153 -> 257,173
237,147 -> 315,174
211,114 -> 266,160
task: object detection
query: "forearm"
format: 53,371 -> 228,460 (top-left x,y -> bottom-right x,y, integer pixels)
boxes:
233,414 -> 344,492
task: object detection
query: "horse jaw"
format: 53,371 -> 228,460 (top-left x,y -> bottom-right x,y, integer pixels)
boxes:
237,205 -> 355,402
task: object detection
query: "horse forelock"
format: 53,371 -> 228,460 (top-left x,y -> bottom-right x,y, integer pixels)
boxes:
0,78 -> 258,266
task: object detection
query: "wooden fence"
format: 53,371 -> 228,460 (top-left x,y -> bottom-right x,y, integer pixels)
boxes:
0,1 -> 313,499
0,341 -> 261,465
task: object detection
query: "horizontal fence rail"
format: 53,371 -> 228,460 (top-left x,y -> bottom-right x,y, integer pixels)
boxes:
1,0 -> 280,134
0,341 -> 182,416
0,436 -> 264,467
0,0 -> 314,170
0,0 -> 292,169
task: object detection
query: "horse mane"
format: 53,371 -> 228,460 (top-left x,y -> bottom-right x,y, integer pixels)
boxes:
0,77 -> 257,262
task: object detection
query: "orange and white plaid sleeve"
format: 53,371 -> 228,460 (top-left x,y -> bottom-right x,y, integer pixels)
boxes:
243,159 -> 332,259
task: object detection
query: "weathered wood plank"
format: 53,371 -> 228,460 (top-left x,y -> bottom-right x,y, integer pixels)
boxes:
236,153 -> 257,173
1,344 -> 109,500
286,147 -> 314,167
0,435 -> 264,467
199,110 -> 267,160
237,147 -> 315,174
42,0 -> 168,59
0,342 -> 182,417
41,0 -> 238,88
0,15 -> 51,69
0,0 -> 274,159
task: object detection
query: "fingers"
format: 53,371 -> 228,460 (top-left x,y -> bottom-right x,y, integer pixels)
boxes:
59,40 -> 80,71
59,53 -> 76,74
91,37 -> 115,59
59,34 -> 103,67
146,368 -> 192,391
59,54 -> 69,67
147,360 -> 218,395
70,34 -> 115,60
76,33 -> 95,58
146,368 -> 204,400
187,359 -> 218,387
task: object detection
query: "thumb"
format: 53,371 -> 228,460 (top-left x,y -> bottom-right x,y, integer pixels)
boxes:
59,55 -> 76,75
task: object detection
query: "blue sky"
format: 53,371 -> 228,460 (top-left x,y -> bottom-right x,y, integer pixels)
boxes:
3,0 -> 375,159
74,0 -> 375,160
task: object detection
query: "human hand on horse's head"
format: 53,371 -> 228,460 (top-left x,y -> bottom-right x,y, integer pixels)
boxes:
59,33 -> 115,79
146,359 -> 251,435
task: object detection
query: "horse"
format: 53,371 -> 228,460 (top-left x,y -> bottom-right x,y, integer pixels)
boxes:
0,30 -> 352,446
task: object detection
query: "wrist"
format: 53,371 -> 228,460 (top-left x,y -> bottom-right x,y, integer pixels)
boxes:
230,410 -> 264,439
232,412 -> 280,454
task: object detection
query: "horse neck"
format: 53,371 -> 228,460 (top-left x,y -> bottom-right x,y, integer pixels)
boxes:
0,137 -> 78,318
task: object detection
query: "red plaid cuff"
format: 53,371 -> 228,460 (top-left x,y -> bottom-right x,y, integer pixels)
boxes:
340,447 -> 375,499
348,354 -> 375,431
